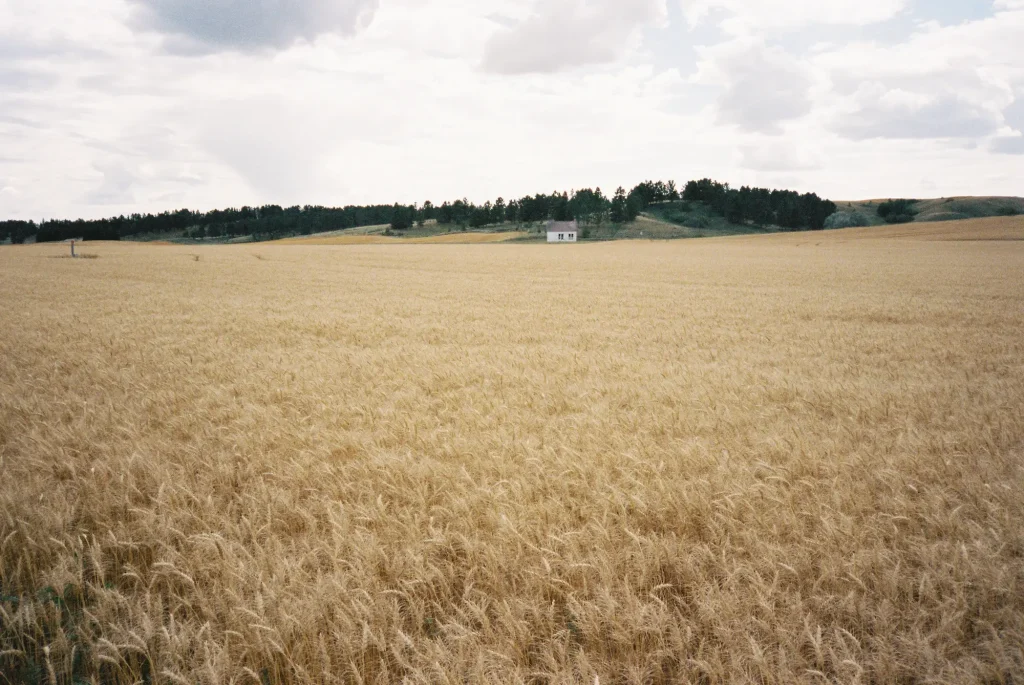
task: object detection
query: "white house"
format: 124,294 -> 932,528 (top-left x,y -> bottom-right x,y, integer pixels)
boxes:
547,220 -> 578,243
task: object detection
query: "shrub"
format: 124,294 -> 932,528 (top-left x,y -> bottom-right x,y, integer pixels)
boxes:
877,199 -> 918,224
661,209 -> 688,225
824,212 -> 871,229
919,212 -> 970,223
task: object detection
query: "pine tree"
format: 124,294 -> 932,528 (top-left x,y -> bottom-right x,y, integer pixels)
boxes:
552,192 -> 572,221
610,187 -> 628,223
506,200 -> 520,225
626,193 -> 642,222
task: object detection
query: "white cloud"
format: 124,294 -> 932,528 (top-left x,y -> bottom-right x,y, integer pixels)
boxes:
812,7 -> 1024,143
740,140 -> 821,171
1,0 -> 1023,222
482,0 -> 667,74
679,0 -> 909,34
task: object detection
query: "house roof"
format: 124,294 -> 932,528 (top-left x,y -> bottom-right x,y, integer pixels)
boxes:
547,220 -> 578,232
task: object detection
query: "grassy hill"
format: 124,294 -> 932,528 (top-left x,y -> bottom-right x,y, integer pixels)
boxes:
830,196 -> 1024,226
632,202 -> 775,239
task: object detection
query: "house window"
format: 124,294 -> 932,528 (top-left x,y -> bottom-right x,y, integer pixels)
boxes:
559,234 -> 564,240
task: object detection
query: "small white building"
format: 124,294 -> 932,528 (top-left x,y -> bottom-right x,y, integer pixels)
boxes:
547,220 -> 578,243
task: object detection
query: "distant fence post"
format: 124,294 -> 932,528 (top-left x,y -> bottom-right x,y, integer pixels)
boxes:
70,240 -> 76,258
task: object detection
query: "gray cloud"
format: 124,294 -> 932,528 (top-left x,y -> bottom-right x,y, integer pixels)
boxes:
0,32 -> 107,62
992,136 -> 1024,155
1005,98 -> 1024,131
830,68 -> 995,102
84,161 -> 136,205
715,45 -> 814,134
0,67 -> 60,92
482,0 -> 665,74
77,74 -> 159,96
0,112 -> 48,130
128,0 -> 379,53
835,96 -> 999,140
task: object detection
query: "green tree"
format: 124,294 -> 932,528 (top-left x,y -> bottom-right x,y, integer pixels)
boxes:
569,188 -> 609,227
625,189 -> 643,222
626,195 -> 642,222
610,187 -> 628,223
469,205 -> 491,228
877,199 -> 917,224
0,220 -> 35,244
419,201 -> 435,226
552,192 -> 572,221
438,202 -> 454,224
451,199 -> 470,227
390,204 -> 415,231
724,190 -> 744,224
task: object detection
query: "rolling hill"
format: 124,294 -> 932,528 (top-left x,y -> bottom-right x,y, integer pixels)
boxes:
831,196 -> 1024,226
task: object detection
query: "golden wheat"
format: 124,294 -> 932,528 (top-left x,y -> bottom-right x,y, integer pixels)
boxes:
277,231 -> 528,245
1,222 -> 1023,684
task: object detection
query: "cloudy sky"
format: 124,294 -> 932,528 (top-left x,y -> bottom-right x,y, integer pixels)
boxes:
1,0 -> 1022,220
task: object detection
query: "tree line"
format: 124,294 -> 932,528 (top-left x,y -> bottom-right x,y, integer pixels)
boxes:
1,204 -> 403,244
393,180 -> 835,233
676,180 -> 837,230
1,178 -> 838,244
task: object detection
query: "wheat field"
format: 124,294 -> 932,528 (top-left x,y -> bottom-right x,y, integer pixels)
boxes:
1,221 -> 1023,684
276,231 -> 528,245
